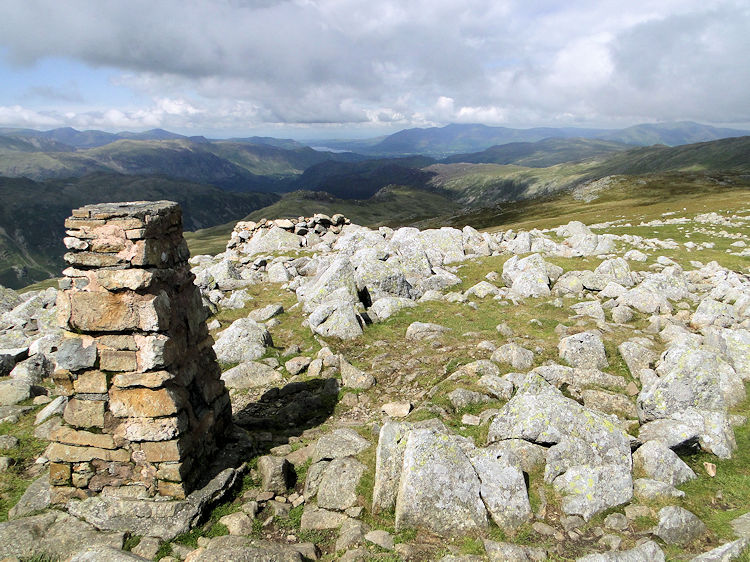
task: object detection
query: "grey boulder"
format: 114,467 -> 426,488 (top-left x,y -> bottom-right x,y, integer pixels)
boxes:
652,506 -> 706,545
558,331 -> 608,369
395,428 -> 487,536
632,440 -> 696,486
213,318 -> 272,364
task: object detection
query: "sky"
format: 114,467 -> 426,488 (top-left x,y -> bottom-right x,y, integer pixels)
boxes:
0,0 -> 749,140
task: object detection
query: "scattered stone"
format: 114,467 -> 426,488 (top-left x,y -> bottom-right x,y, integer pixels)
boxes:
462,414 -> 481,426
532,521 -> 556,536
558,331 -> 608,369
633,440 -> 696,486
552,464 -> 633,520
214,317 -> 273,363
577,540 -> 665,562
492,343 -> 534,370
68,546 -> 150,561
637,342 -> 745,422
448,388 -> 491,410
8,471 -> 47,521
0,511 -> 125,560
300,506 -> 347,530
395,429 -> 487,535
220,511 -> 255,535
258,455 -> 292,493
603,513 -> 628,531
381,402 -> 412,418
317,457 -> 365,511
405,322 -> 450,341
35,395 -> 67,425
0,435 -> 19,449
0,379 -> 32,406
183,535 -> 303,560
285,356 -> 311,376
248,303 -> 284,322
730,512 -> 750,539
633,478 -> 686,501
691,539 -> 750,562
221,361 -> 282,389
364,530 -> 394,550
336,518 -> 368,551
312,428 -> 370,463
132,537 -> 161,559
483,539 -> 547,562
477,374 -> 514,400
653,506 -> 707,545
340,356 -> 375,389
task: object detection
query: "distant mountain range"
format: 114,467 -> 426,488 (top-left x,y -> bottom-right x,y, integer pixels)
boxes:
0,121 -> 748,288
317,121 -> 750,156
0,136 -> 363,191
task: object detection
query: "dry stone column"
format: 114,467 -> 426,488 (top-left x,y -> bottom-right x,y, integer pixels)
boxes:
49,201 -> 231,503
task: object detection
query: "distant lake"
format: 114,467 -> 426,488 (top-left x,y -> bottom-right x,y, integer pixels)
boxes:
310,146 -> 350,153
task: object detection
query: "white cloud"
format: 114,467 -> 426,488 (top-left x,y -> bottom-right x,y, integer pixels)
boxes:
0,105 -> 63,127
0,0 -> 748,133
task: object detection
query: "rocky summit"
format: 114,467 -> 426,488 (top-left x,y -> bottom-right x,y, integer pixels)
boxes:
1,205 -> 749,561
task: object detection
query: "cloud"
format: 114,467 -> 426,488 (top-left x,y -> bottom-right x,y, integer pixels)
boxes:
0,0 -> 748,133
24,84 -> 84,103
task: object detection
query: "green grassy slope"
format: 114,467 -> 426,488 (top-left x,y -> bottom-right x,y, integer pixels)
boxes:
422,136 -> 750,207
431,171 -> 750,233
443,138 -> 630,167
588,136 -> 750,176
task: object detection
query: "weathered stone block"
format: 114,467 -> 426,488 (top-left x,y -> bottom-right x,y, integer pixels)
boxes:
56,337 -> 98,372
156,462 -> 187,482
52,369 -> 74,396
51,426 -> 116,450
140,439 -> 189,462
63,398 -> 105,428
93,269 -> 154,291
50,462 -> 72,485
134,334 -> 176,370
97,335 -> 137,350
157,480 -> 187,499
65,291 -> 170,333
113,415 -> 184,442
109,387 -> 182,418
47,443 -> 130,463
112,370 -> 173,389
64,251 -> 123,268
73,371 -> 108,394
99,350 -> 138,372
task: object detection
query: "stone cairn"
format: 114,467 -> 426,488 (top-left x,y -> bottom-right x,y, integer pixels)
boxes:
49,201 -> 231,504
227,213 -> 350,250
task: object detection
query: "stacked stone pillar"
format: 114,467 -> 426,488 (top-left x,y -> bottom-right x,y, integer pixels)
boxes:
49,201 -> 231,503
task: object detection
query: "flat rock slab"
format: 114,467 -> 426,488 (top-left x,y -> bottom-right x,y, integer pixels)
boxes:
311,428 -> 370,463
188,536 -> 302,561
8,472 -> 50,519
221,361 -> 282,389
67,467 -> 241,540
576,540 -> 665,561
691,539 -> 750,562
0,511 -> 124,560
730,512 -> 750,538
68,546 -> 150,561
